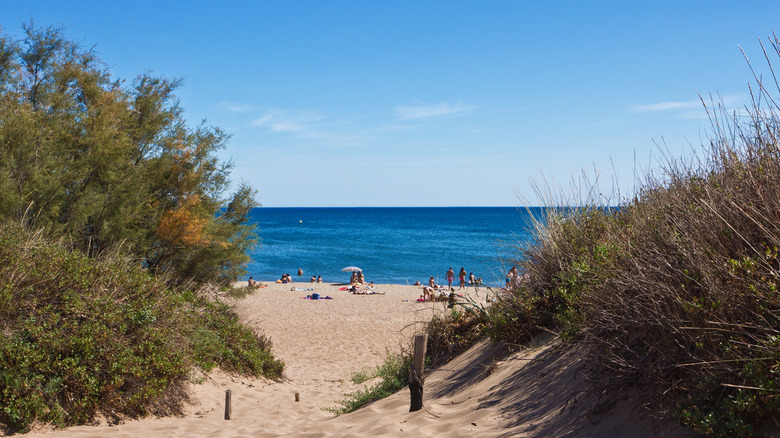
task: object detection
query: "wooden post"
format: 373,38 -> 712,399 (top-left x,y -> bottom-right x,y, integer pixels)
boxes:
295,392 -> 300,402
224,389 -> 232,420
409,334 -> 428,412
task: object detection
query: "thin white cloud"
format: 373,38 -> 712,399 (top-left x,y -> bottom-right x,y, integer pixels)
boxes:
248,108 -> 372,147
251,109 -> 325,133
220,102 -> 259,113
395,101 -> 476,121
631,100 -> 702,113
632,94 -> 746,120
632,94 -> 744,115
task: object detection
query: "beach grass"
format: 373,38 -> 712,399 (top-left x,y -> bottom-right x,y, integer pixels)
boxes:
327,350 -> 412,415
485,35 -> 780,437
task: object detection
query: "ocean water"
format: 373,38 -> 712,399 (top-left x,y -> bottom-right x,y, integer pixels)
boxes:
244,207 -> 543,286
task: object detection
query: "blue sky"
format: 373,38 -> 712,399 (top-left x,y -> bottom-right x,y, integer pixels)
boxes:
3,1 -> 780,207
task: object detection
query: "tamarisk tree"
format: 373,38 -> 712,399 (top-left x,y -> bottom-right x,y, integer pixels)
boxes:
0,23 -> 258,283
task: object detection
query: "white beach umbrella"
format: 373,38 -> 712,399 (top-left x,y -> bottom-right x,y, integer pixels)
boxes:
340,266 -> 362,272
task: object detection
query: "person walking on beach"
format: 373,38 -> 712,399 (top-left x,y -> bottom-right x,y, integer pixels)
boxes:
458,267 -> 467,290
446,267 -> 455,290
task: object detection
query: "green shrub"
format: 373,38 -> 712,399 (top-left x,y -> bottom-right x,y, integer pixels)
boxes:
0,222 -> 282,433
327,350 -> 412,414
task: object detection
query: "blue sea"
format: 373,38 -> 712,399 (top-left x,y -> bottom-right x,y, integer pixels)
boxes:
244,207 -> 543,286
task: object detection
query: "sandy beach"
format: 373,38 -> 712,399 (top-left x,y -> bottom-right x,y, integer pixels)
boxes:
19,281 -> 687,437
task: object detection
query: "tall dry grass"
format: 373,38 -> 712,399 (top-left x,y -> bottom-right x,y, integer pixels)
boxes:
492,34 -> 780,436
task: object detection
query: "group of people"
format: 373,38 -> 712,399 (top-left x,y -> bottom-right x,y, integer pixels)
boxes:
414,267 -> 482,303
412,268 -> 482,291
349,282 -> 378,294
349,270 -> 366,285
446,267 -> 482,290
279,269 -> 324,284
419,288 -> 448,302
262,265 -> 495,291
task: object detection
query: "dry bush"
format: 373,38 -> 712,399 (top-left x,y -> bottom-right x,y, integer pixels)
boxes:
494,34 -> 780,437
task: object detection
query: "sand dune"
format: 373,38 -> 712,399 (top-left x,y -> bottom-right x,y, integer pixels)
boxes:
20,281 -> 688,437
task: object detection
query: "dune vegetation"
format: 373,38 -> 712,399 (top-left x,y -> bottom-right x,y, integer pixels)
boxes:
0,24 -> 282,433
0,223 -> 283,432
479,35 -> 780,437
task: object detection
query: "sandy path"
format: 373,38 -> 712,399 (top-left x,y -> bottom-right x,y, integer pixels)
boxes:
19,280 -> 691,437
23,281 -> 490,437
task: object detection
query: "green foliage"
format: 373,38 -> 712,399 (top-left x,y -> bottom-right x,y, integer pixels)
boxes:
329,308 -> 485,415
186,295 -> 283,377
0,22 -> 276,433
224,282 -> 261,300
330,278 -> 488,415
486,207 -> 620,344
347,368 -> 374,385
677,381 -> 768,438
0,222 -> 282,432
0,23 -> 258,284
424,305 -> 486,368
327,351 -> 412,415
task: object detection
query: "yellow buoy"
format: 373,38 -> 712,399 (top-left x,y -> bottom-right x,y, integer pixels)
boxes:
299,220 -> 302,223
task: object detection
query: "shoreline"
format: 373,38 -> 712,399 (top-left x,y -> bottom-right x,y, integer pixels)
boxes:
226,281 -> 490,383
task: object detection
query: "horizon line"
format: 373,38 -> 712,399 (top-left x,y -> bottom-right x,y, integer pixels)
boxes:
253,205 -> 526,208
